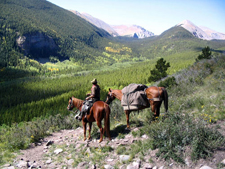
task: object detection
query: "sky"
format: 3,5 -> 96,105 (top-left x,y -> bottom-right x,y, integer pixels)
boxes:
47,0 -> 225,35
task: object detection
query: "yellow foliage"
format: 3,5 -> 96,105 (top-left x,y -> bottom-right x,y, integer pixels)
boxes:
48,68 -> 59,72
105,42 -> 132,53
1,67 -> 5,72
105,47 -> 120,53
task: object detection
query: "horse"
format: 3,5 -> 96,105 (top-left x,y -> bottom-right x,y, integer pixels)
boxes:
67,96 -> 111,143
105,86 -> 168,129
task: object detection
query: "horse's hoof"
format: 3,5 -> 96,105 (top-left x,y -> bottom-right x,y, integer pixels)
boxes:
125,127 -> 130,130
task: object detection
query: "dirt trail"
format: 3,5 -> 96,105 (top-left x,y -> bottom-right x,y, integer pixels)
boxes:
3,121 -> 225,169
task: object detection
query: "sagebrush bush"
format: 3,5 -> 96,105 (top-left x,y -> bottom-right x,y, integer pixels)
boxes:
158,76 -> 177,88
142,112 -> 224,162
0,113 -> 79,152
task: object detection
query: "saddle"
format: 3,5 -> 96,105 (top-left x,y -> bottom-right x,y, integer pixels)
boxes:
81,100 -> 94,114
75,100 -> 94,121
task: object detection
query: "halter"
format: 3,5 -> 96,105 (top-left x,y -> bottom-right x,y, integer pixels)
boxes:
68,97 -> 83,116
106,92 -> 113,104
68,97 -> 74,110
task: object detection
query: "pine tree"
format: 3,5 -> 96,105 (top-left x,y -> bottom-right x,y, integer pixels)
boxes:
148,58 -> 170,82
196,46 -> 212,62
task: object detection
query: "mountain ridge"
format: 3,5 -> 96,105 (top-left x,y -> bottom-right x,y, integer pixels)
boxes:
71,10 -> 155,39
176,20 -> 225,40
71,10 -> 225,41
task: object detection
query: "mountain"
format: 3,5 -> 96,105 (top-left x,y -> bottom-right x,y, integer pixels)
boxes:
176,20 -> 225,40
70,10 -> 119,37
71,11 -> 154,39
111,25 -> 154,38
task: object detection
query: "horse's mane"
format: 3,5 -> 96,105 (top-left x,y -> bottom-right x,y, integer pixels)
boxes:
72,96 -> 84,105
112,89 -> 123,100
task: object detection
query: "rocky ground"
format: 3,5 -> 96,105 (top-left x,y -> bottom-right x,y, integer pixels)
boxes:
1,121 -> 225,169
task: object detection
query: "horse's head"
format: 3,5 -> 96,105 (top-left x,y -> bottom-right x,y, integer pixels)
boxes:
67,97 -> 74,110
105,88 -> 116,104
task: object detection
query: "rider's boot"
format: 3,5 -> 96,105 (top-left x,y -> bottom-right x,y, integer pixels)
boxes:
75,110 -> 82,121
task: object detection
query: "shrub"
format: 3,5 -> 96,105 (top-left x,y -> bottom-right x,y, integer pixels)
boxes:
143,112 -> 224,162
158,76 -> 177,88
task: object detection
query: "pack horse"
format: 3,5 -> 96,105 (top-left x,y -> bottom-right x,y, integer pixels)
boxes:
105,84 -> 168,128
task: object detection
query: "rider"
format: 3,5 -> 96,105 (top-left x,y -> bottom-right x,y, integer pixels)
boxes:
75,78 -> 100,120
86,78 -> 101,102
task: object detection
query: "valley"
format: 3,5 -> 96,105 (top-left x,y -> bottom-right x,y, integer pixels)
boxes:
0,0 -> 225,168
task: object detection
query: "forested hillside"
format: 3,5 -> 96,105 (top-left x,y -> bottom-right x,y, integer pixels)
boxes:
0,0 -> 112,67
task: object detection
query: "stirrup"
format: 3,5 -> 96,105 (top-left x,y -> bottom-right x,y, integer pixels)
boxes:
75,113 -> 82,121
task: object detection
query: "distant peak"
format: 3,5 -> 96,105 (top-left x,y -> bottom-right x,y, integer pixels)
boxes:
175,19 -> 225,40
177,20 -> 195,27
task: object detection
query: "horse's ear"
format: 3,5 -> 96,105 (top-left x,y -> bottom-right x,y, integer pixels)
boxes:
109,88 -> 112,92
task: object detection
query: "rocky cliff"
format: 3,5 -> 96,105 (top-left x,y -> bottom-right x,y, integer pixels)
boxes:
16,32 -> 58,58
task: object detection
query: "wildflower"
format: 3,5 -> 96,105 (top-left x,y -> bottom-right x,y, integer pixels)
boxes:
0,67 -> 5,71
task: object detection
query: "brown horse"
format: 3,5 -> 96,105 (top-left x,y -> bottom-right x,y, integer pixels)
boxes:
105,86 -> 168,128
67,96 -> 111,143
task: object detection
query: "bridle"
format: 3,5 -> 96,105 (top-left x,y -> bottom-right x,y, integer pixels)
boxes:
106,92 -> 114,104
67,97 -> 83,115
68,97 -> 74,110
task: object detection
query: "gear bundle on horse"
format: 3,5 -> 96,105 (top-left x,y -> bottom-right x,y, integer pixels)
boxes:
105,84 -> 168,128
67,96 -> 111,143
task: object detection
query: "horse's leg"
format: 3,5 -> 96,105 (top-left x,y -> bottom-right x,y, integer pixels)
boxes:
125,110 -> 130,129
96,121 -> 103,143
88,122 -> 92,140
155,101 -> 162,117
104,107 -> 111,141
82,120 -> 87,141
151,101 -> 162,118
150,101 -> 158,120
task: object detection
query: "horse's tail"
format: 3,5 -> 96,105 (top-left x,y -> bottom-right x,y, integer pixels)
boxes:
162,87 -> 168,112
104,103 -> 111,140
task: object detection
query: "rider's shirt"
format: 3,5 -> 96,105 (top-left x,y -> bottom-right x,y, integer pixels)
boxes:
91,84 -> 100,101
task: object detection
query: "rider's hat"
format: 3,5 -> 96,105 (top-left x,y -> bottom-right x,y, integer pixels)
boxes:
91,78 -> 97,84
